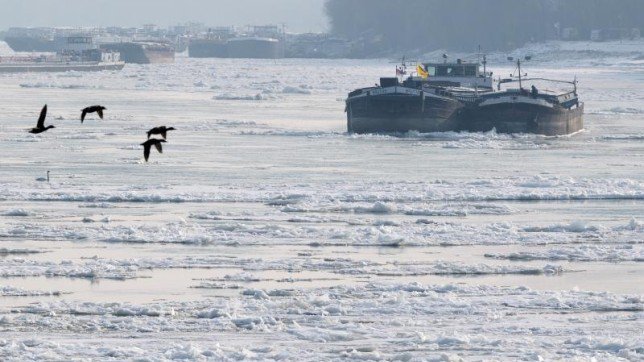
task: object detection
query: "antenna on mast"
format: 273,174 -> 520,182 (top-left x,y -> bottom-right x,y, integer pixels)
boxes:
573,75 -> 577,95
395,55 -> 407,79
508,55 -> 531,90
518,58 -> 522,90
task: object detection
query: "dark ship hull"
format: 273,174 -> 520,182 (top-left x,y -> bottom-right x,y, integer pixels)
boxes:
188,39 -> 228,58
4,36 -> 60,52
100,42 -> 174,64
346,83 -> 584,136
347,91 -> 584,136
187,37 -> 283,59
346,86 -> 464,133
461,101 -> 584,135
227,37 -> 283,59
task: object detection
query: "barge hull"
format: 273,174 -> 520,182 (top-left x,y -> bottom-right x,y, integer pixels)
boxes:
347,93 -> 464,133
461,102 -> 584,135
100,43 -> 174,64
3,36 -> 59,52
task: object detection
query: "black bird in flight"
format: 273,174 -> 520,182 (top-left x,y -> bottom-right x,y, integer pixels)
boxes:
140,139 -> 166,162
147,126 -> 176,139
81,105 -> 106,123
29,105 -> 55,134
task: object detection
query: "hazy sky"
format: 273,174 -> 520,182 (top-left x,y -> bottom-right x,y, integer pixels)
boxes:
0,0 -> 328,33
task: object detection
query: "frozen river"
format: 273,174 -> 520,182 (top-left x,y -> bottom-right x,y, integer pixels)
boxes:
0,41 -> 642,360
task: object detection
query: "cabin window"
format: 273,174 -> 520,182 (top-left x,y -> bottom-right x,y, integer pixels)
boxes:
436,66 -> 462,76
430,64 -> 479,77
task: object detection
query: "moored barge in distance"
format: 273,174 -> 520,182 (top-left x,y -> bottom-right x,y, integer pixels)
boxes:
187,25 -> 285,59
0,50 -> 124,73
188,38 -> 228,58
345,58 -> 583,136
188,37 -> 283,59
227,37 -> 283,59
100,40 -> 175,64
3,27 -> 70,52
0,35 -> 124,73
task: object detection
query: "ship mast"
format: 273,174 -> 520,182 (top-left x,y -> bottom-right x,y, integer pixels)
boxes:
517,58 -> 522,90
396,55 -> 407,80
509,56 -> 530,90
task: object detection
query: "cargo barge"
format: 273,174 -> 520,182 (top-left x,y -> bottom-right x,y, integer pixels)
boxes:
4,28 -> 176,64
188,37 -> 283,59
188,39 -> 228,58
0,50 -> 124,73
188,25 -> 284,59
100,41 -> 175,64
345,58 -> 583,136
0,35 -> 124,73
3,27 -> 67,52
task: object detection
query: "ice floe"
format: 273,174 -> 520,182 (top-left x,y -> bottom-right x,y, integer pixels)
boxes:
485,244 -> 643,262
0,286 -> 64,297
0,282 -> 640,360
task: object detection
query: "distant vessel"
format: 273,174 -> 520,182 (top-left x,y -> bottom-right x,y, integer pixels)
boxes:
100,41 -> 175,64
0,51 -> 124,73
345,57 -> 583,136
4,27 -> 175,64
4,35 -> 60,52
0,35 -> 124,73
227,37 -> 283,59
188,25 -> 284,59
188,39 -> 228,58
3,27 -> 65,52
188,37 -> 284,59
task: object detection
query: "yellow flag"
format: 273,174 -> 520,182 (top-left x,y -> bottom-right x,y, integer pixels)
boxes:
417,64 -> 428,79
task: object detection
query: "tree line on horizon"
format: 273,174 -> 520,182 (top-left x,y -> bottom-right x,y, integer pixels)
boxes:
324,0 -> 644,56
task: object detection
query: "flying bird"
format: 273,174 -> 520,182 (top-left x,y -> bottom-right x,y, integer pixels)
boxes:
81,105 -> 106,123
147,126 -> 176,139
29,105 -> 55,134
140,139 -> 166,162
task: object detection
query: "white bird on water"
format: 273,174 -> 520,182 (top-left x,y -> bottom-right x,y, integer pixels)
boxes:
36,171 -> 50,182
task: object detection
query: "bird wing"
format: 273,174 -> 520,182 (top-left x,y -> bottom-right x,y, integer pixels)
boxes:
161,131 -> 167,139
154,142 -> 163,154
147,127 -> 158,139
37,105 -> 47,128
97,108 -> 104,119
143,144 -> 151,162
81,109 -> 87,123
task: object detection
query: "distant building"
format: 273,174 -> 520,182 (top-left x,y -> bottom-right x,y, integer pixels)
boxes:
172,23 -> 206,36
